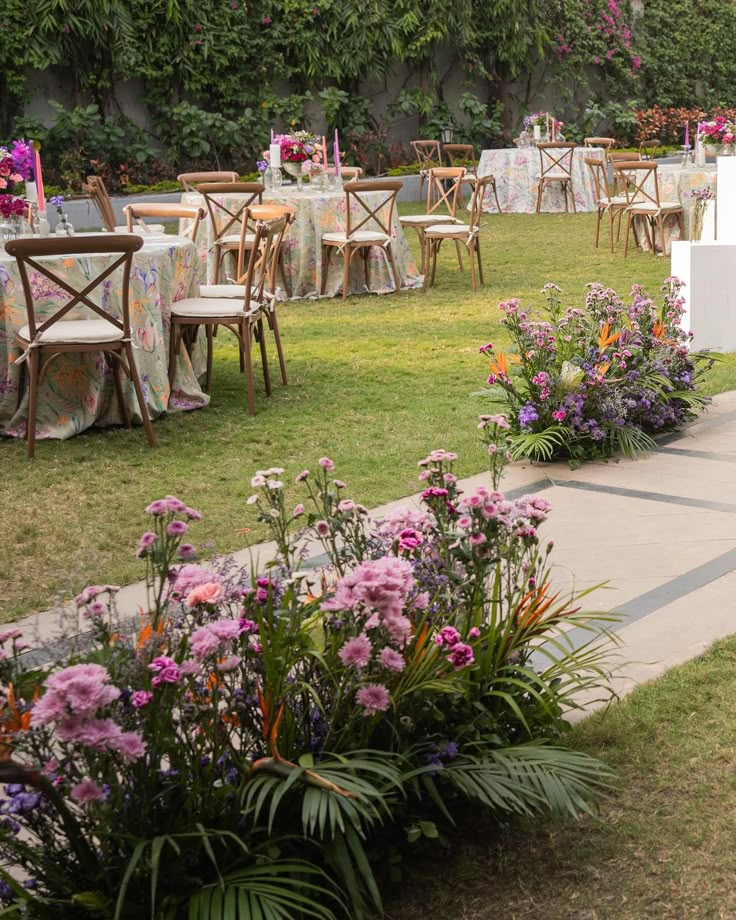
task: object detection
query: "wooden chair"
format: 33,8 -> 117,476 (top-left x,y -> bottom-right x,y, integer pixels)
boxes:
169,214 -> 289,413
177,171 -> 239,191
6,235 -> 156,458
410,140 -> 442,204
320,180 -> 402,300
82,176 -> 128,233
340,167 -> 364,181
613,161 -> 684,257
400,167 -> 465,274
196,203 -> 294,387
584,157 -> 628,251
423,175 -> 491,293
609,150 -> 642,195
123,203 -> 205,242
536,142 -> 577,213
196,181 -> 264,286
639,139 -> 661,160
442,143 -> 502,213
584,137 -> 616,151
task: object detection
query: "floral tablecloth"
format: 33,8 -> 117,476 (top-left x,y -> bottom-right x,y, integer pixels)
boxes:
0,234 -> 208,442
634,164 -> 717,254
476,147 -> 601,213
182,187 -> 422,298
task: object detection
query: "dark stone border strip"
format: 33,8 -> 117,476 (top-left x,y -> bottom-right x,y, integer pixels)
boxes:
658,447 -> 736,463
551,479 -> 736,515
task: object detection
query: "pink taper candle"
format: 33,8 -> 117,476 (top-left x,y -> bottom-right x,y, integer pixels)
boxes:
684,121 -> 690,148
334,129 -> 340,175
35,147 -> 45,212
322,135 -> 327,170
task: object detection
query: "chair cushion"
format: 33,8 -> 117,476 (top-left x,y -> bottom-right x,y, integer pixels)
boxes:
424,223 -> 478,236
400,215 -> 459,226
200,284 -> 248,298
629,201 -> 682,212
218,233 -> 257,247
171,297 -> 260,319
18,320 -> 124,346
322,230 -> 390,244
600,196 -> 628,206
541,171 -> 570,181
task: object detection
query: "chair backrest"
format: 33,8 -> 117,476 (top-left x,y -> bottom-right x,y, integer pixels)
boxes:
5,235 -> 143,342
410,140 -> 441,169
177,171 -> 239,191
123,203 -> 205,242
608,151 -> 642,163
584,156 -> 611,201
469,175 -> 493,228
537,142 -> 576,179
196,182 -> 264,242
82,176 -> 117,232
612,161 -> 660,207
235,214 -> 290,312
639,138 -> 661,160
443,143 -> 477,171
343,180 -> 402,239
235,203 -> 295,283
584,137 -> 615,150
340,166 -> 364,180
425,167 -> 466,218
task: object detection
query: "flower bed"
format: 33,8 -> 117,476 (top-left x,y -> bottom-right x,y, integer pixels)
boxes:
478,280 -> 714,465
0,429 -> 614,918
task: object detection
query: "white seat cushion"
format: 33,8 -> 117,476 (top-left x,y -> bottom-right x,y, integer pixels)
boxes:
629,201 -> 682,212
400,214 -> 460,226
18,319 -> 123,346
322,230 -> 390,244
171,297 -> 260,319
200,284 -> 248,298
218,233 -> 257,247
541,171 -> 570,181
600,196 -> 628,206
424,223 -> 478,236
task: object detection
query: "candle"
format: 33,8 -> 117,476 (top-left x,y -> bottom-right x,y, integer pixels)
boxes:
271,128 -> 274,142
269,143 -> 281,168
685,121 -> 690,149
533,124 -> 541,142
322,135 -> 327,170
34,145 -> 45,213
334,129 -> 341,175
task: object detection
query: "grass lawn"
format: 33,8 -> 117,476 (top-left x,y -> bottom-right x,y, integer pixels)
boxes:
1,208 -> 734,620
388,634 -> 736,920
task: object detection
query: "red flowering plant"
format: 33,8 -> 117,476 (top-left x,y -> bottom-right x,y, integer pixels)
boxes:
0,196 -> 27,220
0,440 -> 615,918
478,280 -> 715,466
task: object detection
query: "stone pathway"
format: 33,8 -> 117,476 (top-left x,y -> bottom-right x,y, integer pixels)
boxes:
15,392 -> 736,714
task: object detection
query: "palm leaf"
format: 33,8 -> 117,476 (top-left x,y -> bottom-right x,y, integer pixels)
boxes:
510,425 -> 568,461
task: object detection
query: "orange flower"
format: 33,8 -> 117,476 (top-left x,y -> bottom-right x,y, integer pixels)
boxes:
489,353 -> 519,377
597,321 -> 620,351
653,320 -> 666,339
595,361 -> 611,376
0,684 -> 35,761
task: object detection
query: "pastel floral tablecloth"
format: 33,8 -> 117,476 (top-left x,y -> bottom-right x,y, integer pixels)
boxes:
476,147 -> 601,213
182,187 -> 422,298
634,164 -> 717,254
0,234 -> 208,442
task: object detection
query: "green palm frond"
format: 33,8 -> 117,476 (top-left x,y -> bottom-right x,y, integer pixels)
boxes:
187,860 -> 341,920
611,425 -> 657,459
510,425 -> 569,461
441,744 -> 615,819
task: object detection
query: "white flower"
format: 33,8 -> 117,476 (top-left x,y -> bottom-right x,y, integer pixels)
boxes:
251,475 -> 267,487
267,480 -> 284,490
246,494 -> 259,505
265,467 -> 285,475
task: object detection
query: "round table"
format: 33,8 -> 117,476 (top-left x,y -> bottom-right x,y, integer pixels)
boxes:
635,164 -> 717,253
0,234 -> 208,442
182,186 -> 422,298
476,146 -> 601,213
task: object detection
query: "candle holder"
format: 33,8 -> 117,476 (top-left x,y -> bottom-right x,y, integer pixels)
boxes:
681,146 -> 692,168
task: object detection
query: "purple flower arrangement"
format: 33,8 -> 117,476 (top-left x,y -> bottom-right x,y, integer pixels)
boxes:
480,279 -> 714,465
0,438 -> 614,916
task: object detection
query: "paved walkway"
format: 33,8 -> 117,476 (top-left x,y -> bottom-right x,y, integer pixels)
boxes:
16,392 -> 736,714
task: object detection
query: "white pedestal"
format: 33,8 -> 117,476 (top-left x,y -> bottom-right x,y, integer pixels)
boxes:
716,156 -> 736,241
672,240 -> 736,350
700,199 -> 716,241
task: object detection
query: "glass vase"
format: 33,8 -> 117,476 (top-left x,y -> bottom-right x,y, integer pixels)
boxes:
55,213 -> 75,236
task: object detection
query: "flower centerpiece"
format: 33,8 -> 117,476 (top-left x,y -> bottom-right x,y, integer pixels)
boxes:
0,423 -> 615,917
478,280 -> 715,466
522,113 -> 563,143
0,139 -> 35,238
263,131 -> 324,188
698,117 -> 736,155
690,187 -> 715,241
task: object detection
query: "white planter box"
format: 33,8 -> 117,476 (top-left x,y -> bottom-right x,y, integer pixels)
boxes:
671,240 -> 736,350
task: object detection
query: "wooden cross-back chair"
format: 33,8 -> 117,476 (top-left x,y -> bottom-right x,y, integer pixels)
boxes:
196,181 -> 264,284
177,171 -> 239,191
6,235 -> 156,458
584,137 -> 616,151
411,140 -> 442,204
639,138 -> 661,160
169,213 -> 290,414
123,203 -> 205,242
612,161 -> 684,257
320,180 -> 402,300
608,150 -> 642,194
584,156 -> 628,252
400,167 -> 465,274
443,143 -> 502,213
535,142 -> 577,213
340,166 -> 364,180
82,176 -> 122,233
423,174 -> 492,293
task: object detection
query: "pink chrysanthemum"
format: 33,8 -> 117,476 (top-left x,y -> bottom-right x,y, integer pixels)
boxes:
356,683 -> 390,716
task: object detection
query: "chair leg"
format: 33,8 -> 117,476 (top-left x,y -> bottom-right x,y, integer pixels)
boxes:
110,352 -> 131,427
123,342 -> 155,447
270,309 -> 288,385
205,325 -> 214,393
342,247 -> 350,300
422,239 -> 431,292
320,245 -> 331,295
468,244 -> 477,292
168,320 -> 178,393
594,209 -> 602,248
213,245 -> 222,285
430,241 -> 439,287
363,248 -> 370,291
623,213 -> 633,258
476,237 -> 485,286
386,244 -> 401,294
454,240 -> 464,272
536,181 -> 543,214
492,180 -> 502,214
656,214 -> 666,256
26,350 -> 39,459
278,250 -> 292,298
608,211 -> 615,252
570,182 -> 577,214
242,323 -> 256,416
257,318 -> 271,397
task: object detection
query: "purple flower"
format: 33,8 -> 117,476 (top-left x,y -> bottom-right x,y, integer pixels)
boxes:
131,690 -> 153,708
178,543 -> 196,559
71,778 -> 105,804
447,643 -> 475,670
167,520 -> 189,536
435,626 -> 461,648
518,403 -> 539,429
379,647 -> 405,672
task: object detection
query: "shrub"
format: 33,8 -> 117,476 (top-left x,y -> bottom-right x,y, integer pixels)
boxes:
635,105 -> 736,145
0,432 -> 615,918
477,280 -> 714,465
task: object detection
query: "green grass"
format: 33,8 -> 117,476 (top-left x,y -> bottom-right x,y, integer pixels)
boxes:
388,634 -> 736,920
1,209 -> 733,620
